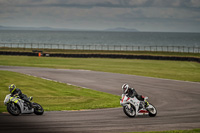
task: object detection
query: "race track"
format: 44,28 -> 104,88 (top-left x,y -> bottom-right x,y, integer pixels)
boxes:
0,66 -> 200,133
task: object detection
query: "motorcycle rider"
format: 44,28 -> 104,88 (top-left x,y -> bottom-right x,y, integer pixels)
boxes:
9,84 -> 33,109
122,83 -> 149,107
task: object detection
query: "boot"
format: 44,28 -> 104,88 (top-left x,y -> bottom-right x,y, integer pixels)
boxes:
145,100 -> 149,108
29,96 -> 33,101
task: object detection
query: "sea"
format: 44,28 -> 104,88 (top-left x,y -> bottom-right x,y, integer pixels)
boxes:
0,30 -> 200,52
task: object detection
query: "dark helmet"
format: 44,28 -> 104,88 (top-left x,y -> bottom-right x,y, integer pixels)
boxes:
9,84 -> 16,93
122,83 -> 129,94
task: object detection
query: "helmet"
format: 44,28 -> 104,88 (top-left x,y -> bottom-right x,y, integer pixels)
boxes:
9,84 -> 16,93
122,83 -> 129,94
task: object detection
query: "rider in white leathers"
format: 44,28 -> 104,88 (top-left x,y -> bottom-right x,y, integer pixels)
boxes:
122,83 -> 149,107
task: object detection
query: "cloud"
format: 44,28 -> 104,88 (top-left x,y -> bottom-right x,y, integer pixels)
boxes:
0,0 -> 200,32
1,0 -> 200,8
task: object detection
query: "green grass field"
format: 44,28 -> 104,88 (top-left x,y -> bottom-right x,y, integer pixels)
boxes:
0,55 -> 200,82
0,70 -> 120,113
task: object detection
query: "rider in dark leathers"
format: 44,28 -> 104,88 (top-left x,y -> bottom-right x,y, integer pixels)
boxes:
9,84 -> 33,109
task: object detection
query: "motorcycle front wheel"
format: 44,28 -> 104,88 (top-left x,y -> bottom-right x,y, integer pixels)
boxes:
7,103 -> 21,116
33,103 -> 44,115
123,104 -> 136,117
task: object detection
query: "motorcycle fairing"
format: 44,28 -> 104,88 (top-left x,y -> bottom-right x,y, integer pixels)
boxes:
120,94 -> 148,116
4,94 -> 34,114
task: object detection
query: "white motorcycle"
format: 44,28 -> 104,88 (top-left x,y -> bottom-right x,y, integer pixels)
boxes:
120,94 -> 157,117
4,94 -> 44,116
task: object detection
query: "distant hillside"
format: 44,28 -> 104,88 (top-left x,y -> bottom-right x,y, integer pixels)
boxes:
105,27 -> 139,32
0,25 -> 73,31
0,25 -> 139,32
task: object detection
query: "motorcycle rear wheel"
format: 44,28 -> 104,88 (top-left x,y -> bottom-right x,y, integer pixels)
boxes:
7,103 -> 21,116
33,103 -> 44,115
147,103 -> 157,117
123,104 -> 136,117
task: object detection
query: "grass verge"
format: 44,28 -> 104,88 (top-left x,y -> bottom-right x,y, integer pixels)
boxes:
0,55 -> 200,82
0,70 -> 121,113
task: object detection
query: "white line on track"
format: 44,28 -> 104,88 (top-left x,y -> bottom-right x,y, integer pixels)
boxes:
25,74 -> 89,89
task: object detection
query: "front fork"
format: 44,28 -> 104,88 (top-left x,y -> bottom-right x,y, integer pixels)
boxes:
127,103 -> 131,109
126,103 -> 134,113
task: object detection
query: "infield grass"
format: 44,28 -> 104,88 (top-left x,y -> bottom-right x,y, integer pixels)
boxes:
0,70 -> 121,113
0,55 -> 200,82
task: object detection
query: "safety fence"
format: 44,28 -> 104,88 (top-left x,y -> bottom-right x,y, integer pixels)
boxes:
0,51 -> 199,63
0,43 -> 199,53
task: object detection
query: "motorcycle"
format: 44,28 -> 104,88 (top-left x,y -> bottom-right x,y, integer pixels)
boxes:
120,94 -> 157,117
4,94 -> 44,116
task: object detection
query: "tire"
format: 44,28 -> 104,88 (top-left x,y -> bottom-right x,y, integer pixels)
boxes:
7,103 -> 21,116
33,103 -> 44,115
147,103 -> 157,117
123,104 -> 136,118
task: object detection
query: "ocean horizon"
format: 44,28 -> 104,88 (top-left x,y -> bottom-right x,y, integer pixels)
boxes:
0,30 -> 200,47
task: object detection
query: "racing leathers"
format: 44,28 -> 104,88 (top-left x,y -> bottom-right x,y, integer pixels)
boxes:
11,88 -> 32,109
126,88 -> 149,107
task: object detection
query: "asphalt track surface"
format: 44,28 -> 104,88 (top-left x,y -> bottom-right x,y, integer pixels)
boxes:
0,66 -> 200,133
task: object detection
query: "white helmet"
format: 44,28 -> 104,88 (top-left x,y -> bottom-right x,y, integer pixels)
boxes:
122,83 -> 129,93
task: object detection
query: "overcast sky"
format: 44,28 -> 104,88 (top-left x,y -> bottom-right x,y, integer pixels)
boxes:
0,0 -> 200,32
